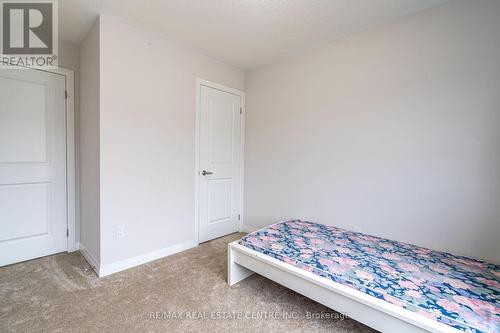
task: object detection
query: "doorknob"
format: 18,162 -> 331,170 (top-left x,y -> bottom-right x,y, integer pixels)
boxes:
201,170 -> 213,176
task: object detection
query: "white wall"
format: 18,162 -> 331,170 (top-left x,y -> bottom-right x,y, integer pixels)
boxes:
244,0 -> 500,262
78,18 -> 101,263
98,15 -> 245,268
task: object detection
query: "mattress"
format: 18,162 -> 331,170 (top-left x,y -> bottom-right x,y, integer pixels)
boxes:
239,220 -> 500,333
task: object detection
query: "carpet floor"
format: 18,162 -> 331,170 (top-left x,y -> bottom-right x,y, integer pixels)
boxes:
0,233 -> 376,333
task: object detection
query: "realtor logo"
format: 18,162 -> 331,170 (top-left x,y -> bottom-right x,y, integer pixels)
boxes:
1,0 -> 58,68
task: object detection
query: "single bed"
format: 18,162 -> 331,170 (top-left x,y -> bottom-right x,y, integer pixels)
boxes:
228,220 -> 499,333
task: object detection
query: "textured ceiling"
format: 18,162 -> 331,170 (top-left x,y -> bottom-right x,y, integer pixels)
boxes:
59,0 -> 448,69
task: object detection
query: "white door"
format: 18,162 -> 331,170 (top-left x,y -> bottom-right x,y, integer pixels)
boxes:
199,85 -> 242,242
0,68 -> 67,266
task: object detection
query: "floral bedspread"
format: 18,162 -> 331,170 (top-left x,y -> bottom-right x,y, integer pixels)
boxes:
239,220 -> 500,333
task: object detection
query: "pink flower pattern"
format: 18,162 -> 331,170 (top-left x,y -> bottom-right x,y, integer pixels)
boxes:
240,220 -> 500,333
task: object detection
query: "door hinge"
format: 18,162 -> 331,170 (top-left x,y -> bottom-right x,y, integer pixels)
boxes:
240,107 -> 242,114
65,90 -> 68,99
66,229 -> 69,237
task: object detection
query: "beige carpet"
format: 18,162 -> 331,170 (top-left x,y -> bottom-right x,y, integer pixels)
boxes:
0,233 -> 376,333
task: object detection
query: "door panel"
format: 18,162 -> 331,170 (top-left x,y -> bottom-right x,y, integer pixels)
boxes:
199,85 -> 241,242
0,68 -> 67,266
0,76 -> 48,163
208,179 -> 233,223
0,183 -> 51,242
208,99 -> 235,164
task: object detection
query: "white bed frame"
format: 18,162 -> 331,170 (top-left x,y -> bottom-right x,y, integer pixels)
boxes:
228,241 -> 460,333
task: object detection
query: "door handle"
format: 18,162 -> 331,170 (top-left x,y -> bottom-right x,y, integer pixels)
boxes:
201,170 -> 213,176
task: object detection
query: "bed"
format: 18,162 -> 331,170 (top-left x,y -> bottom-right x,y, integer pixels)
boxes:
228,220 -> 499,333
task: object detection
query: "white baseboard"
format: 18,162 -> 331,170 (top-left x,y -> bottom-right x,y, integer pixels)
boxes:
240,224 -> 258,233
98,240 -> 198,277
78,242 -> 100,274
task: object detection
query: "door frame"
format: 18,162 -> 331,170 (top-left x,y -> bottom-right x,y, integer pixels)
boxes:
194,78 -> 245,245
18,66 -> 77,253
51,67 -> 77,252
